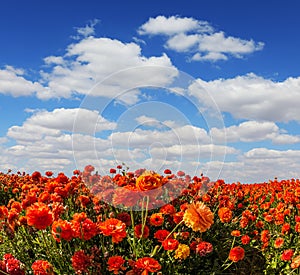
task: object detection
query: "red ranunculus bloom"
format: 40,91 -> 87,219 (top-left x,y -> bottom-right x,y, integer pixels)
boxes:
229,246 -> 245,262
162,238 -> 179,251
281,249 -> 294,261
134,224 -> 150,239
196,241 -> 213,256
107,256 -> 126,274
154,229 -> 171,242
71,250 -> 91,274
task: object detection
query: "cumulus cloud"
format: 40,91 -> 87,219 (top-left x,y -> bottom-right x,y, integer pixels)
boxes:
7,108 -> 116,140
40,37 -> 177,101
139,15 -> 264,62
138,15 -> 213,36
210,121 -> 300,144
0,66 -> 46,97
189,73 -> 300,123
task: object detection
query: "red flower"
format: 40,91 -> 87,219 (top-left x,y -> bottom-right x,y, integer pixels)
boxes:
229,246 -> 245,262
177,170 -> 185,177
32,260 -> 54,275
261,229 -> 270,243
45,171 -> 53,177
98,218 -> 127,243
134,224 -> 150,239
241,235 -> 251,245
72,218 -> 98,240
135,257 -> 161,274
196,241 -> 213,256
149,213 -> 164,227
162,239 -> 179,251
110,168 -> 117,174
26,202 -> 53,230
154,229 -> 171,242
116,212 -> 131,226
107,256 -> 126,274
164,169 -> 172,174
281,223 -> 291,234
274,237 -> 284,249
281,249 -> 294,261
71,250 -> 91,274
159,204 -> 176,215
32,171 -> 42,181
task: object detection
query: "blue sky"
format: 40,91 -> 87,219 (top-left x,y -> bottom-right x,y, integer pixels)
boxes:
1,0 -> 300,183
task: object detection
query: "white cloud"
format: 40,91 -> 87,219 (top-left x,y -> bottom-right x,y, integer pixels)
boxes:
138,15 -> 213,36
139,15 -> 264,62
189,73 -> 300,123
166,33 -> 199,52
40,37 -> 177,101
0,66 -> 46,97
7,108 -> 116,141
197,32 -> 264,56
210,121 -> 300,144
73,19 -> 100,39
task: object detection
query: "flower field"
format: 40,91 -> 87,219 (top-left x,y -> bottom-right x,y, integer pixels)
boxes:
1,165 -> 300,274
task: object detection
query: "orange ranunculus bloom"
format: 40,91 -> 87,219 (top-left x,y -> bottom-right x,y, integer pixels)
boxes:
229,246 -> 245,262
291,255 -> 300,269
135,257 -> 161,274
149,213 -> 164,227
136,171 -> 162,191
183,201 -> 214,232
98,218 -> 127,243
218,207 -> 233,223
52,219 -> 73,242
32,260 -> 55,275
26,202 -> 53,230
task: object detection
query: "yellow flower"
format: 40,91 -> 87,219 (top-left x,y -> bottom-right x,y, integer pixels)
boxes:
183,201 -> 214,232
174,244 -> 190,260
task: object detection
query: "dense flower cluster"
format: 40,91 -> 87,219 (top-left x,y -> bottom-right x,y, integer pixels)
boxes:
0,165 -> 300,274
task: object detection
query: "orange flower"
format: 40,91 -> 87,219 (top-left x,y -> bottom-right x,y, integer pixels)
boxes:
229,246 -> 245,262
136,171 -> 162,191
26,202 -> 53,230
135,257 -> 161,274
149,213 -> 164,227
218,207 -> 232,223
183,201 -> 214,232
291,255 -> 300,269
231,230 -> 241,237
32,260 -> 55,275
52,219 -> 73,242
98,218 -> 126,243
